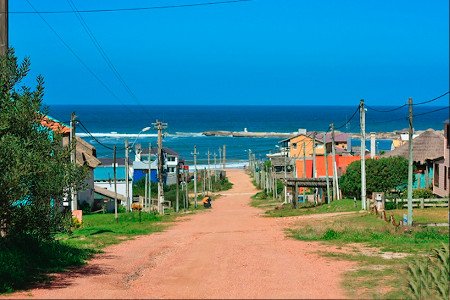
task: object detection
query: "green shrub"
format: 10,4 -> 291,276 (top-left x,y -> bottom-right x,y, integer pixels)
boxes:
413,188 -> 434,199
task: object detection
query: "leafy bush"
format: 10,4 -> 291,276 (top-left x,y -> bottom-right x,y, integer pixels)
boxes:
340,157 -> 409,198
413,188 -> 434,199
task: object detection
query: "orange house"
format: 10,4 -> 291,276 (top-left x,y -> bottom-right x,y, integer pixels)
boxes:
296,155 -> 361,178
280,133 -> 325,158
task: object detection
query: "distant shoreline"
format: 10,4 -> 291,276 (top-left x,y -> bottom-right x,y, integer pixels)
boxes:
202,129 -> 444,140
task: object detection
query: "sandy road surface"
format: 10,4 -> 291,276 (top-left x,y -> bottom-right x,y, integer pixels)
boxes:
7,170 -> 353,299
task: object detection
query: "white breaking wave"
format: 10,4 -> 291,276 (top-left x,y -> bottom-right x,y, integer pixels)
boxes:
77,132 -> 208,138
77,133 -> 158,138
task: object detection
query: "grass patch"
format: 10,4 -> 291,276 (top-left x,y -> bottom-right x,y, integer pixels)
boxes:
289,213 -> 448,253
0,237 -> 94,293
0,211 -> 176,293
265,199 -> 361,217
288,211 -> 449,298
58,211 -> 174,251
250,191 -> 280,209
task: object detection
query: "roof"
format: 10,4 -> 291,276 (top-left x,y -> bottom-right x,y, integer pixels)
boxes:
139,147 -> 179,156
76,137 -> 101,168
94,166 -> 127,181
315,132 -> 349,143
94,185 -> 126,202
382,129 -> 444,164
279,132 -> 349,144
40,115 -> 71,135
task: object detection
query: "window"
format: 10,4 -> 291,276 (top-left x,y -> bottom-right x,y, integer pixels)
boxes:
292,143 -> 297,149
434,164 -> 439,187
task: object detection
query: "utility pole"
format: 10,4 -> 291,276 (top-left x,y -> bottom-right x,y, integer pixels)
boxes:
144,172 -> 148,209
302,141 -> 306,202
113,145 -> 118,223
175,164 -> 179,212
0,0 -> 8,56
284,149 -> 288,203
125,139 -> 130,212
70,112 -> 78,211
218,147 -> 222,170
407,97 -> 414,226
207,149 -> 212,192
152,120 -> 167,214
185,168 -> 189,209
148,143 -> 152,210
192,145 -> 198,208
214,152 -> 218,182
330,123 -> 339,200
222,145 -> 226,169
324,134 -> 331,204
312,133 -> 317,204
360,100 -> 367,210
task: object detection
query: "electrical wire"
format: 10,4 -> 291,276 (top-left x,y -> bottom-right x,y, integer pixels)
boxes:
365,104 -> 407,113
334,105 -> 360,130
25,0 -> 138,115
10,0 -> 251,14
66,0 -> 152,115
77,120 -> 127,151
413,106 -> 449,117
413,91 -> 449,106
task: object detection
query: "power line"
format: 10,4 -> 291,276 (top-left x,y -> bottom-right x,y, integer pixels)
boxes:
334,105 -> 360,130
366,91 -> 449,112
413,91 -> 449,106
25,0 -> 138,114
77,120 -> 127,151
10,0 -> 251,14
413,106 -> 449,117
66,0 -> 151,114
365,104 -> 407,113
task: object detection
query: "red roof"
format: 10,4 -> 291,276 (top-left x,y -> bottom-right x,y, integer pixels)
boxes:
40,116 -> 70,135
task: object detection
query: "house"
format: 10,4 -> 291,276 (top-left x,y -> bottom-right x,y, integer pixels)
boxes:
94,158 -> 133,208
432,121 -> 450,197
295,155 -> 361,178
134,145 -> 180,185
278,133 -> 325,157
315,132 -> 350,153
383,129 -> 444,189
40,115 -> 100,208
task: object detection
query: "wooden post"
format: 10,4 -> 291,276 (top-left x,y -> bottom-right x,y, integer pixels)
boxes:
303,141 -> 306,203
70,112 -> 78,211
125,139 -> 130,212
312,133 -> 317,204
407,98 -> 414,225
360,100 -> 367,209
192,145 -> 198,208
175,164 -> 179,212
0,0 -> 8,56
324,134 -> 331,204
113,145 -> 118,223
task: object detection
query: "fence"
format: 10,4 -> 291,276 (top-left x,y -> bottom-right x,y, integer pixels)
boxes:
385,198 -> 449,209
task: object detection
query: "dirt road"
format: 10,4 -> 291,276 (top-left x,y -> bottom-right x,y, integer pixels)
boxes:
9,170 -> 353,299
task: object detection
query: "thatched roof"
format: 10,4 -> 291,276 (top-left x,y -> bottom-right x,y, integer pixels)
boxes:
382,129 -> 444,164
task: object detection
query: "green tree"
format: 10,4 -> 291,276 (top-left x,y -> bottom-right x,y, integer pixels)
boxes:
0,49 -> 86,241
340,157 -> 409,198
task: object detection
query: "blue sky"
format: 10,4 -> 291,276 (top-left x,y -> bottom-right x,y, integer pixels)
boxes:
9,0 -> 450,106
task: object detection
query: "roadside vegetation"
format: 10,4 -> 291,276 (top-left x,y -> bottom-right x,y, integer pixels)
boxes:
249,157 -> 449,299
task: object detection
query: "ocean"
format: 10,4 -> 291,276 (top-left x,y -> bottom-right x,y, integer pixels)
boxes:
47,105 -> 449,165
